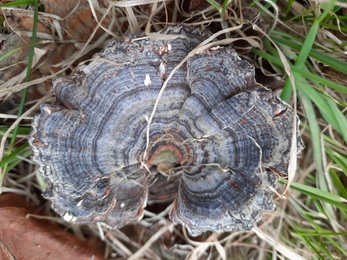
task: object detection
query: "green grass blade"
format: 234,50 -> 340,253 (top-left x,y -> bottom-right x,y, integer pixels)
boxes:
0,0 -> 35,7
295,92 -> 338,223
329,168 -> 347,199
5,149 -> 32,173
0,126 -> 32,137
294,231 -> 347,237
2,0 -> 39,179
326,149 -> 347,177
296,74 -> 347,143
290,197 -> 347,257
0,143 -> 29,167
271,35 -> 347,75
0,45 -> 26,62
251,49 -> 347,94
280,0 -> 338,101
326,98 -> 347,144
284,180 -> 347,211
206,0 -> 220,10
0,41 -> 43,63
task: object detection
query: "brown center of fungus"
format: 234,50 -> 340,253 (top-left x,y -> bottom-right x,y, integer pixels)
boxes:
145,138 -> 187,174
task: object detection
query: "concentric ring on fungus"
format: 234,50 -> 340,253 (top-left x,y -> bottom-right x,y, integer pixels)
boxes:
28,24 -> 304,236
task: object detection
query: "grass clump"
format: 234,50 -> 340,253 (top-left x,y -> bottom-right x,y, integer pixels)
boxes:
0,0 -> 346,259
253,0 -> 347,258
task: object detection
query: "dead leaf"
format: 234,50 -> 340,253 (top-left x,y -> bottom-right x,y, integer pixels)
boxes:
0,193 -> 105,260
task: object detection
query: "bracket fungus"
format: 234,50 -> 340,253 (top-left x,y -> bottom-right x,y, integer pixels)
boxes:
29,24 -> 304,236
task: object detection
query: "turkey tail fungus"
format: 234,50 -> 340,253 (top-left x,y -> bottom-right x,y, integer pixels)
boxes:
28,24 -> 304,237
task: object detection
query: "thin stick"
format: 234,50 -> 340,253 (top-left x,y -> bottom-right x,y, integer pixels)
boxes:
128,223 -> 173,260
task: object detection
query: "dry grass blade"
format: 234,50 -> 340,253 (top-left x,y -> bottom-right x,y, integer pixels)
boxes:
128,223 -> 173,260
0,239 -> 16,260
253,227 -> 305,260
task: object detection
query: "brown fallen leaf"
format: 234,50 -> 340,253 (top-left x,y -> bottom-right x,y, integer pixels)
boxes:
0,193 -> 105,260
